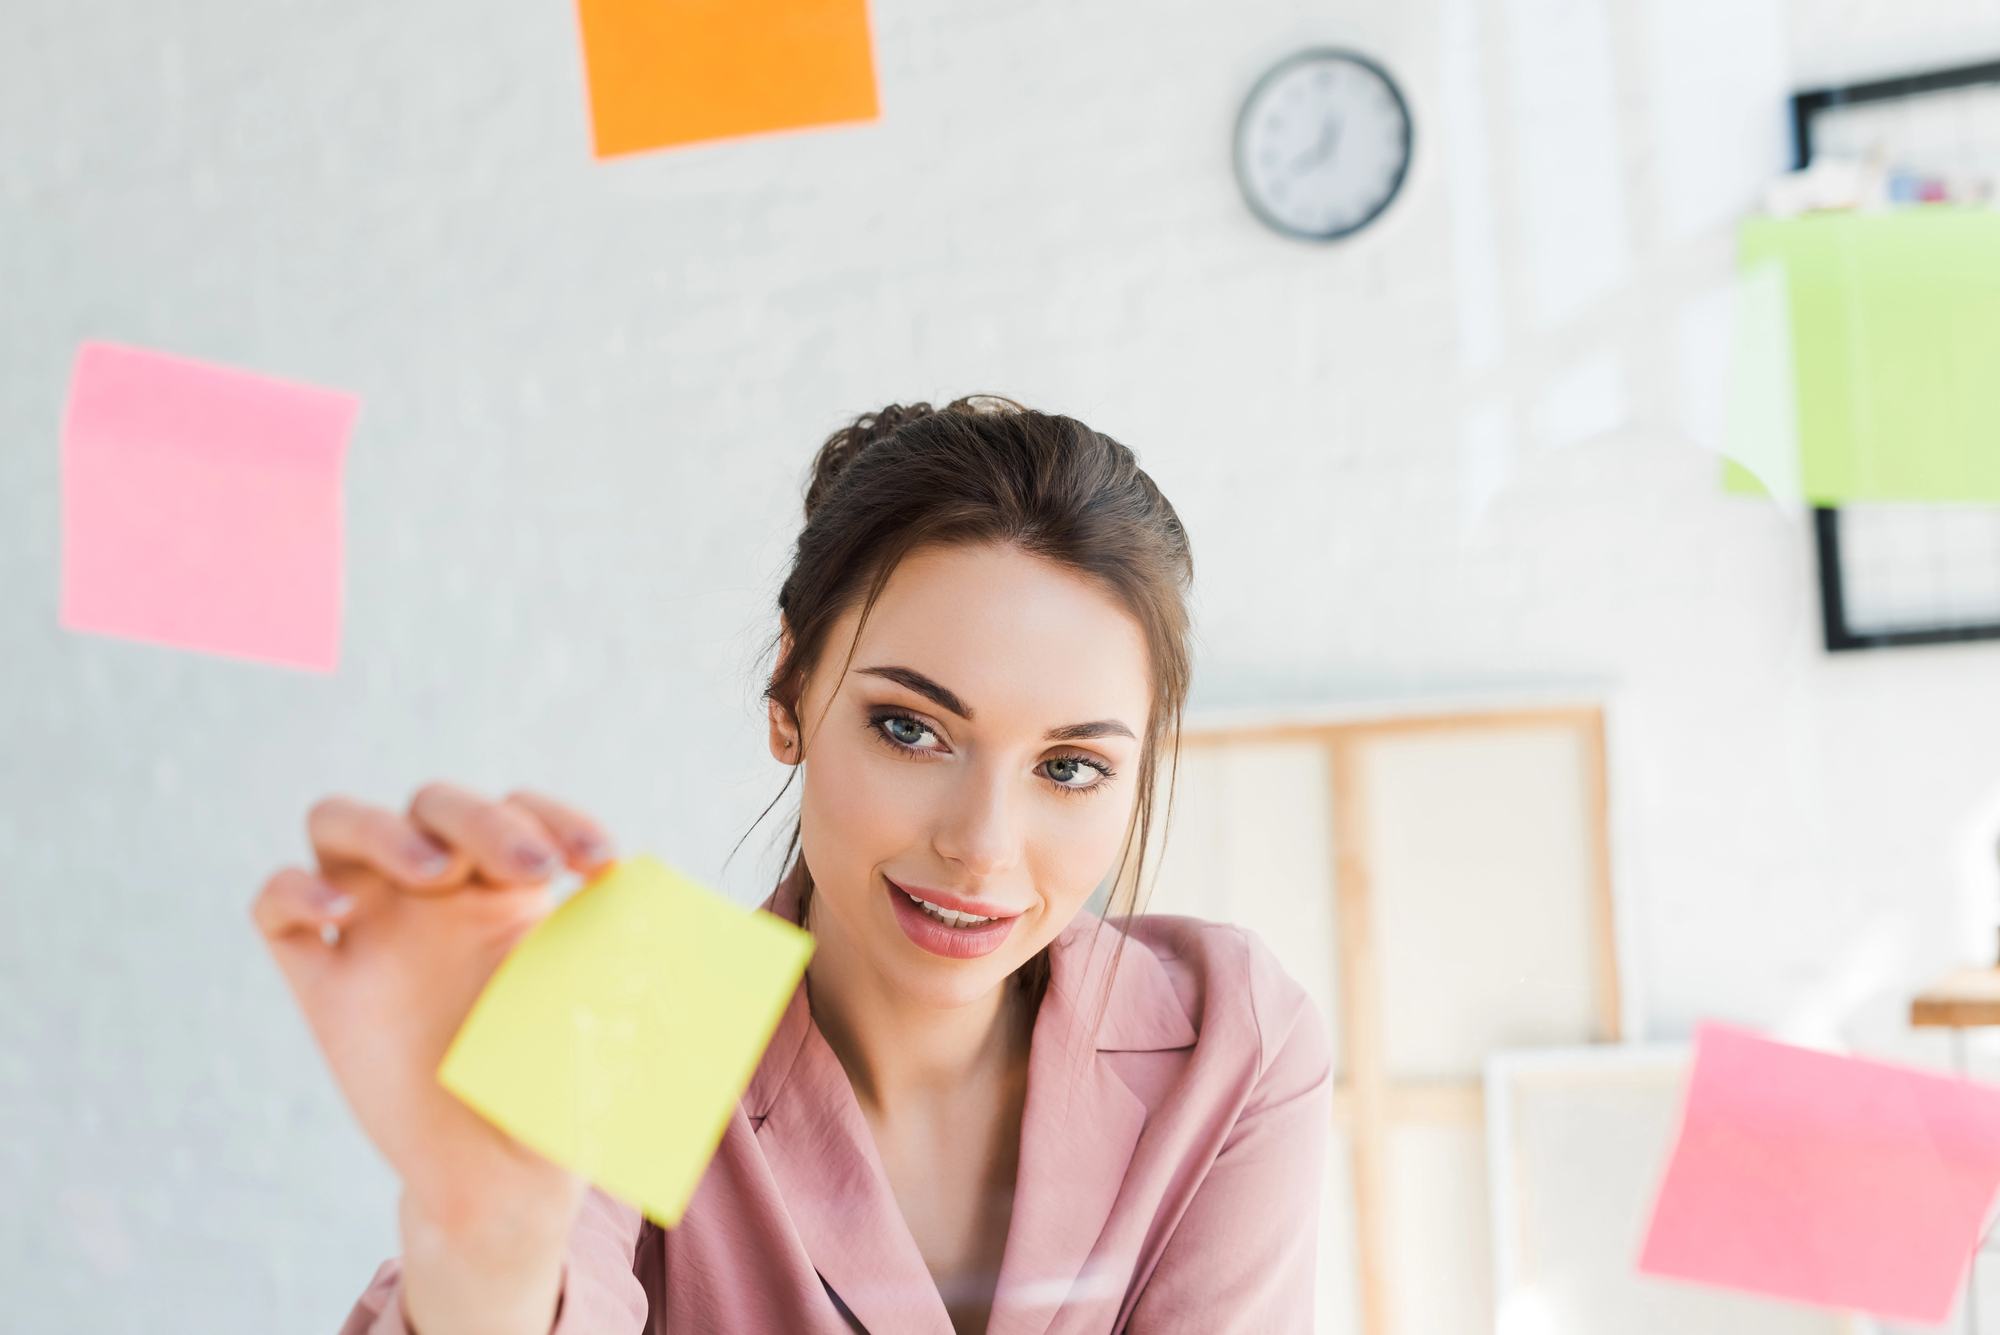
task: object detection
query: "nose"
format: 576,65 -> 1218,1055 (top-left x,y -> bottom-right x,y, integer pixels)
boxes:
931,758 -> 1020,880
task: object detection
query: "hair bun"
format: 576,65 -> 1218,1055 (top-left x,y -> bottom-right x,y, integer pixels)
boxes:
804,402 -> 936,519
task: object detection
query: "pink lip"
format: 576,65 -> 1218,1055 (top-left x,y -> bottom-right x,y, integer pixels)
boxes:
885,878 -> 1021,960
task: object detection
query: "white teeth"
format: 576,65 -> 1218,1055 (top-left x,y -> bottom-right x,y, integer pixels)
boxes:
906,891 -> 995,928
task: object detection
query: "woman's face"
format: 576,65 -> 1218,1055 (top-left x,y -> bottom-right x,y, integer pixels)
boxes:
778,542 -> 1152,1012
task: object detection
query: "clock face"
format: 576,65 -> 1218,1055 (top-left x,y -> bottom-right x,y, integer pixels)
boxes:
1235,50 -> 1413,241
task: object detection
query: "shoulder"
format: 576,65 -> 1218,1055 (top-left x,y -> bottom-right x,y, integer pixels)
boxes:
1112,914 -> 1328,1076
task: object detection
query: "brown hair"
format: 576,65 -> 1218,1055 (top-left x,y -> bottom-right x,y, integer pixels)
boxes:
764,396 -> 1194,991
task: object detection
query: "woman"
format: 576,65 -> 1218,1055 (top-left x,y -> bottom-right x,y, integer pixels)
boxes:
256,398 -> 1330,1335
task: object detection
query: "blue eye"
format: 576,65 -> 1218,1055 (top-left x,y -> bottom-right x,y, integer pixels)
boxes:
1042,756 -> 1106,789
876,714 -> 943,751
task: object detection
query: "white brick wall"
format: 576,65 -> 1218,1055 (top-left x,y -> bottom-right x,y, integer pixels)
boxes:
4,0 -> 1999,1327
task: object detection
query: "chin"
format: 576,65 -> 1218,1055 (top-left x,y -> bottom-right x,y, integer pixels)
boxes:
888,953 -> 1029,1011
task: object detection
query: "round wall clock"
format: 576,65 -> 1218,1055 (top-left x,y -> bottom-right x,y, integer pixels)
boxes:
1234,49 -> 1414,242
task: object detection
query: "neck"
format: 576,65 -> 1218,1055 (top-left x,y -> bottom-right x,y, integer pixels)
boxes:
804,898 -> 1029,1113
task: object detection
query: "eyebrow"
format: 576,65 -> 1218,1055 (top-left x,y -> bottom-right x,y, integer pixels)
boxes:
857,665 -> 1136,742
858,666 -> 973,719
1045,719 -> 1137,743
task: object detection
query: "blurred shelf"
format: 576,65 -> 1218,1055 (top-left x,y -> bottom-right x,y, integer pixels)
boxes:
1911,967 -> 2000,1027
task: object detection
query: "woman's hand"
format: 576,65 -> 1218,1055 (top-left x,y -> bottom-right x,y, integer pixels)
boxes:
253,784 -> 617,1335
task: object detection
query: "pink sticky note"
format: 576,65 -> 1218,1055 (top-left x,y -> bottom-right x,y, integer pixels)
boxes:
60,342 -> 358,672
1639,1022 -> 2000,1321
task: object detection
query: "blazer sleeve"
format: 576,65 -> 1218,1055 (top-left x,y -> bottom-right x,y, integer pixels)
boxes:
1125,941 -> 1335,1334
336,1190 -> 648,1335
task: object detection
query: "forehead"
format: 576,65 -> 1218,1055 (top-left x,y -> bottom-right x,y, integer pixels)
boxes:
846,543 -> 1151,728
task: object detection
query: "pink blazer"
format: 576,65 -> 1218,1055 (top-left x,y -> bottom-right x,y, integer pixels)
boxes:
341,892 -> 1331,1335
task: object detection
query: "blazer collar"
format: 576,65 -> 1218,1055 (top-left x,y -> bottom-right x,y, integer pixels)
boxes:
1062,912 -> 1198,1055
747,984 -> 953,1335
987,913 -> 1194,1335
748,873 -> 949,1334
744,883 -> 1194,1335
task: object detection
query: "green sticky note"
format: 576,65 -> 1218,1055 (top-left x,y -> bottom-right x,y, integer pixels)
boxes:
1740,211 -> 2000,504
1721,258 -> 1800,503
438,856 -> 813,1225
1721,458 -> 1772,497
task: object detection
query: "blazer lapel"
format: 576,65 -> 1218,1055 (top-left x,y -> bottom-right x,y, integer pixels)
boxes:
988,918 -> 1196,1335
750,873 -> 953,1335
747,875 -> 1193,1335
750,983 -> 956,1335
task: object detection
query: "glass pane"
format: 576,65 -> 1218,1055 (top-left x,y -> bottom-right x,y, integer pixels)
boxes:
1387,1123 -> 1495,1335
1150,740 -> 1342,1076
1491,1051 -> 1844,1335
1319,1127 -> 1364,1335
1839,503 -> 2000,635
1366,723 -> 1603,1080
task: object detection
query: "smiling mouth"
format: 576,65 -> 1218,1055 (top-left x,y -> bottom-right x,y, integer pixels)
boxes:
884,878 -> 1018,958
901,890 -> 1001,929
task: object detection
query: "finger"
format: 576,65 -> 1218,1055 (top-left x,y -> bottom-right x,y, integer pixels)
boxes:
505,790 -> 617,873
308,796 -> 460,887
409,782 -> 562,886
252,867 -> 357,942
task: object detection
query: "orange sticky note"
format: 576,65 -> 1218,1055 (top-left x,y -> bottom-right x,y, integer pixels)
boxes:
59,342 -> 357,672
575,0 -> 879,158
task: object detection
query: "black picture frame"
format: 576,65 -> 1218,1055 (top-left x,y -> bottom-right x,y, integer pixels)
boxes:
1811,508 -> 2000,651
1790,59 -> 2000,652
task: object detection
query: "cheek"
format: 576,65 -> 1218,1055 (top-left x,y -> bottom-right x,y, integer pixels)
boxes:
799,736 -> 930,886
1027,791 -> 1138,914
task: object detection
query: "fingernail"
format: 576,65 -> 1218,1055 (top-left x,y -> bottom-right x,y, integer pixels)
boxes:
512,841 -> 560,877
308,880 -> 356,918
406,838 -> 452,878
574,834 -> 618,865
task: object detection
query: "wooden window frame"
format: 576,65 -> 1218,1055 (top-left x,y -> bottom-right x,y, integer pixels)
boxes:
1177,704 -> 1621,1335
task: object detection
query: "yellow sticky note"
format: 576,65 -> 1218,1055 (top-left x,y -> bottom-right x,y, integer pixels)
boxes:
438,856 -> 813,1225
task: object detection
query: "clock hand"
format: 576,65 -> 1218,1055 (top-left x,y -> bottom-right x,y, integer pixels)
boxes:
1290,115 -> 1342,175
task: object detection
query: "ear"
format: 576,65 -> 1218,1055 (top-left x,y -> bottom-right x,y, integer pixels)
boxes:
768,619 -> 805,766
768,699 -> 800,767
